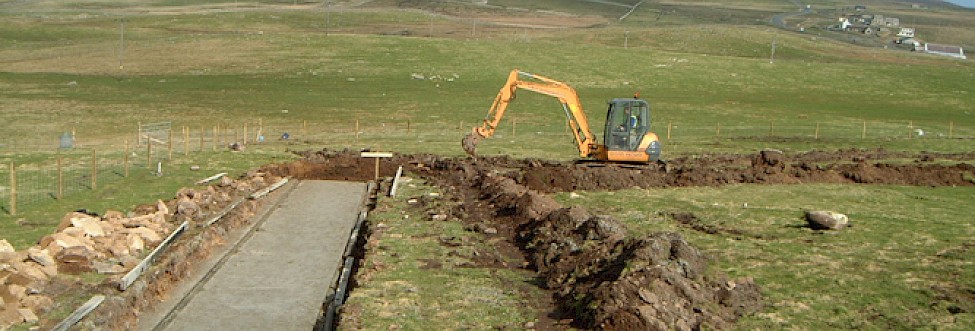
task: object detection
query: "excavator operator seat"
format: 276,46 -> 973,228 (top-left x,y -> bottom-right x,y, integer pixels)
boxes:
604,99 -> 651,151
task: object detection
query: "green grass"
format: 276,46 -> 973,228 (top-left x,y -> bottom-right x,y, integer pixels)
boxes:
0,1 -> 972,328
0,146 -> 296,249
342,178 -> 541,329
555,184 -> 975,329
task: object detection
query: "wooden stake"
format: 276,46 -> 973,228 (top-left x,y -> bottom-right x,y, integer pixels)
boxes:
407,119 -> 411,133
244,123 -> 249,145
168,128 -> 173,160
374,158 -> 380,180
212,126 -> 217,151
862,121 -> 867,139
9,162 -> 16,216
715,124 -> 721,138
91,149 -> 97,190
814,123 -> 820,140
200,126 -> 205,152
909,120 -> 914,139
147,141 -> 152,168
667,122 -> 672,140
57,156 -> 63,200
137,121 -> 142,145
216,123 -> 221,146
768,121 -> 774,137
303,120 -> 308,137
355,119 -> 360,143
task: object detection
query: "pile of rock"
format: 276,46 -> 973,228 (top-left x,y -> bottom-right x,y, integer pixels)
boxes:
0,171 -> 281,329
0,201 -> 177,328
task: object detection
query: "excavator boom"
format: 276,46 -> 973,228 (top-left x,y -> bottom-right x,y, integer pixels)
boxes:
463,70 -> 598,158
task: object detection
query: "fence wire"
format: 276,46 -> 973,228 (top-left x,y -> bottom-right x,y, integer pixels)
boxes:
1,118 -> 971,215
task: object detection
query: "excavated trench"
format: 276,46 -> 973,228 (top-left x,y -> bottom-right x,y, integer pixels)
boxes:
264,148 -> 975,330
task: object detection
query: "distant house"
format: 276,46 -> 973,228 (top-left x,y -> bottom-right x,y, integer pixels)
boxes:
884,17 -> 900,27
922,43 -> 967,59
862,26 -> 875,35
871,15 -> 885,26
897,27 -> 915,37
855,5 -> 867,11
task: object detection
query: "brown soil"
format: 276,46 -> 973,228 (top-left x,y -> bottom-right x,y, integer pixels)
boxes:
274,148 -> 975,329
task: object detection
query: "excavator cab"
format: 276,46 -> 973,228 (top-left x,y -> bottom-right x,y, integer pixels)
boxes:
602,98 -> 661,162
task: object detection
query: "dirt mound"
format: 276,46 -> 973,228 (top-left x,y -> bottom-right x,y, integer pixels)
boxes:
474,173 -> 761,329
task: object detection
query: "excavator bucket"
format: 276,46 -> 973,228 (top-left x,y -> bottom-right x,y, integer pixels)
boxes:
462,130 -> 481,156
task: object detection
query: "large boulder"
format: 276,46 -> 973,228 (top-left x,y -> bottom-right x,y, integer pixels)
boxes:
805,211 -> 849,230
70,216 -> 106,237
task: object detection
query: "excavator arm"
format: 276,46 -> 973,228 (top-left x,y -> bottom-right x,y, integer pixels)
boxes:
462,69 -> 600,158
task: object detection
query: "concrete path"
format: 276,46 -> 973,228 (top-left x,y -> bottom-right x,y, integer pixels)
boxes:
154,180 -> 367,331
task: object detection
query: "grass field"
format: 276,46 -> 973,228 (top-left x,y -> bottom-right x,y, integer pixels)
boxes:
0,0 -> 974,329
556,184 -> 975,329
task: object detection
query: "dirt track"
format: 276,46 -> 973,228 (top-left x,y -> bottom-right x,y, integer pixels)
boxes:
265,148 -> 975,330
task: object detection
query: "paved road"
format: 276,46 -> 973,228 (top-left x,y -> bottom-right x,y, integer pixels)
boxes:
151,180 -> 367,331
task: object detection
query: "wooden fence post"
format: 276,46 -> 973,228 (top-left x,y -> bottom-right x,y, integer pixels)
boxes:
9,162 -> 16,216
511,119 -> 516,136
407,119 -> 411,133
243,123 -> 248,145
183,126 -> 189,156
667,121 -> 672,140
124,140 -> 129,178
137,121 -> 142,145
862,121 -> 867,139
715,124 -> 721,138
909,121 -> 914,139
768,121 -> 773,137
815,123 -> 820,140
303,120 -> 308,137
168,128 -> 173,160
57,156 -> 63,200
147,141 -> 152,168
355,119 -> 360,143
91,149 -> 97,190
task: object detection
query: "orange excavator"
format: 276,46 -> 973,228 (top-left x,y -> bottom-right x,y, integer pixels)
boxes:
462,69 -> 662,163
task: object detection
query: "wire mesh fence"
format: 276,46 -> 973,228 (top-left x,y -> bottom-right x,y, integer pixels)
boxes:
0,117 -> 970,215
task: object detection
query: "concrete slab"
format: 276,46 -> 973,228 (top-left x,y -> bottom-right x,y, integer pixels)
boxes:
158,180 -> 367,331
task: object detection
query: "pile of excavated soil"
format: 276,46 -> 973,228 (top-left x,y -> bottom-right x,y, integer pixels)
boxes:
272,148 -> 975,329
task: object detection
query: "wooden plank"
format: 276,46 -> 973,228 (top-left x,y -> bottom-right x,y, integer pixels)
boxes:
119,221 -> 189,291
51,295 -> 105,331
195,172 -> 227,185
359,152 -> 393,158
389,166 -> 404,197
249,178 -> 289,200
206,197 -> 246,227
